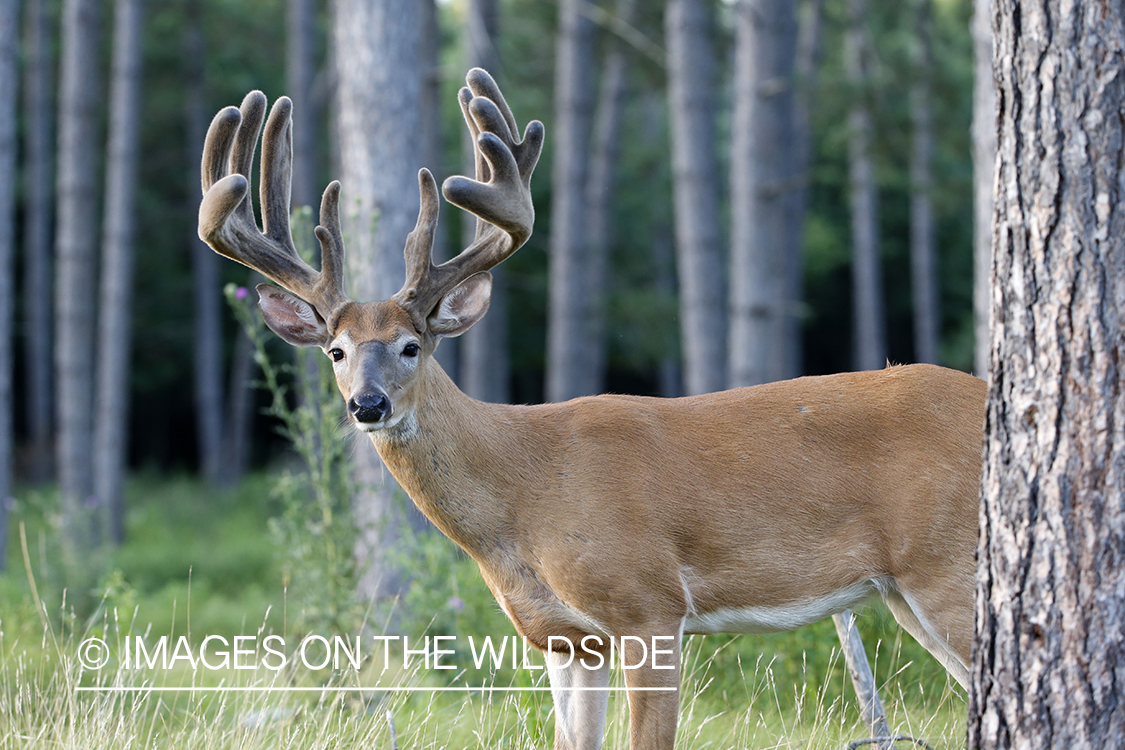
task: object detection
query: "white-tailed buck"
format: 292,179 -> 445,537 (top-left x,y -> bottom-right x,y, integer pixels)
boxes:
199,69 -> 984,750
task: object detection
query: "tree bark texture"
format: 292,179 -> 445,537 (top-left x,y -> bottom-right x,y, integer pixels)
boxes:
546,0 -> 597,402
287,0 -> 318,212
665,0 -> 726,395
95,0 -> 143,545
844,0 -> 885,372
728,0 -> 798,387
972,0 -> 996,378
332,0 -> 429,600
909,0 -> 939,365
969,3 -> 1125,747
0,0 -> 17,569
458,0 -> 510,403
56,0 -> 102,556
22,0 -> 55,483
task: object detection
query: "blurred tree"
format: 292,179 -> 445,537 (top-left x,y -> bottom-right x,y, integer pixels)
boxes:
665,0 -> 726,395
0,0 -> 15,570
584,0 -> 636,396
95,0 -> 143,545
287,0 -> 317,212
459,0 -> 510,404
21,0 -> 54,484
332,0 -> 431,600
546,0 -> 597,402
728,0 -> 798,387
184,0 -> 225,484
844,0 -> 885,371
970,3 -> 1125,745
909,0 -> 937,365
55,0 -> 102,561
971,0 -> 994,376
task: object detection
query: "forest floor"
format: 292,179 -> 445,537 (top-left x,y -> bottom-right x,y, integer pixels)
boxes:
0,473 -> 967,749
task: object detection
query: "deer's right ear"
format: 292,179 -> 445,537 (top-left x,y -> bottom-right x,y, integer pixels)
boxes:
256,284 -> 329,347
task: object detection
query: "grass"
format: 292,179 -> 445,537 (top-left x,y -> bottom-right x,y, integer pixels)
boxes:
0,473 -> 967,748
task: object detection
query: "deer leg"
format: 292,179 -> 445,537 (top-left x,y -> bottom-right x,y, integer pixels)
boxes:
547,647 -> 610,750
621,630 -> 681,750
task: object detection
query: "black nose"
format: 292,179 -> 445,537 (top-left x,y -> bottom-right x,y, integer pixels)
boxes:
349,391 -> 391,423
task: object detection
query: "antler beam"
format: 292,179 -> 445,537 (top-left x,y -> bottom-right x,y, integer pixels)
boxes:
393,68 -> 544,331
198,91 -> 349,323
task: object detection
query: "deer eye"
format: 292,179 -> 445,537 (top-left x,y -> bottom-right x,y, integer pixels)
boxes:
328,348 -> 345,362
402,342 -> 420,358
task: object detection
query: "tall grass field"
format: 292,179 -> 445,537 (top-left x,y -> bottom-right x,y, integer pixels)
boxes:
0,472 -> 966,749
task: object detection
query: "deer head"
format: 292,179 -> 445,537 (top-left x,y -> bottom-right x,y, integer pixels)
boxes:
199,69 -> 543,431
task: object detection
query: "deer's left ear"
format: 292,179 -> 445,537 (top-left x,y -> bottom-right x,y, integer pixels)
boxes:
427,272 -> 492,338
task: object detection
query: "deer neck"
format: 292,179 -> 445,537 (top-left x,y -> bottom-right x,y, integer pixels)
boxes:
366,359 -> 517,558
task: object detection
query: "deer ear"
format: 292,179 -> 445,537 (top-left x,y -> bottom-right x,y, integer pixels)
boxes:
427,272 -> 492,338
257,284 -> 329,347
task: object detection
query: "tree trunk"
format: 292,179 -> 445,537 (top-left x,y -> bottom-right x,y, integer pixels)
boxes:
971,0 -> 995,378
184,0 -> 224,484
665,0 -> 726,395
728,0 -> 798,387
546,0 -> 597,402
458,0 -> 509,403
844,0 -> 885,372
94,0 -> 142,545
22,0 -> 55,484
583,0 -> 635,396
287,0 -> 317,212
969,2 -> 1125,746
56,0 -> 102,559
908,0 -> 938,365
0,0 -> 17,570
332,0 -> 429,601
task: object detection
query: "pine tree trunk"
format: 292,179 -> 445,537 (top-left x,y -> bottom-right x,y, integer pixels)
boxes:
844,0 -> 885,372
458,0 -> 508,403
22,0 -> 55,484
971,0 -> 995,377
94,0 -> 143,545
728,0 -> 798,387
333,0 -> 429,601
583,0 -> 634,396
184,0 -> 225,484
665,0 -> 726,395
0,0 -> 17,570
909,0 -> 938,365
546,0 -> 597,402
56,0 -> 102,559
969,2 -> 1125,746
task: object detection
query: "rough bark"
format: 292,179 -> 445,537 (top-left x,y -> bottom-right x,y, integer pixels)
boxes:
332,0 -> 428,600
844,0 -> 885,372
22,0 -> 55,483
728,0 -> 798,387
56,0 -> 102,557
0,0 -> 16,569
971,0 -> 995,377
94,0 -> 143,545
969,2 -> 1125,747
546,0 -> 597,402
665,0 -> 726,395
909,0 -> 938,365
458,0 -> 509,403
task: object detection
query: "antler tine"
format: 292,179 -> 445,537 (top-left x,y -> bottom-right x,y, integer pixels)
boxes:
198,91 -> 349,322
392,68 -> 544,331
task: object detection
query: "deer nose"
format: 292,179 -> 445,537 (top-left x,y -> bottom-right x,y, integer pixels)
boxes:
349,391 -> 391,424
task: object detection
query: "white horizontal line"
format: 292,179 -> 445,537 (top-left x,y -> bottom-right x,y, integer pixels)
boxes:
75,686 -> 675,693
